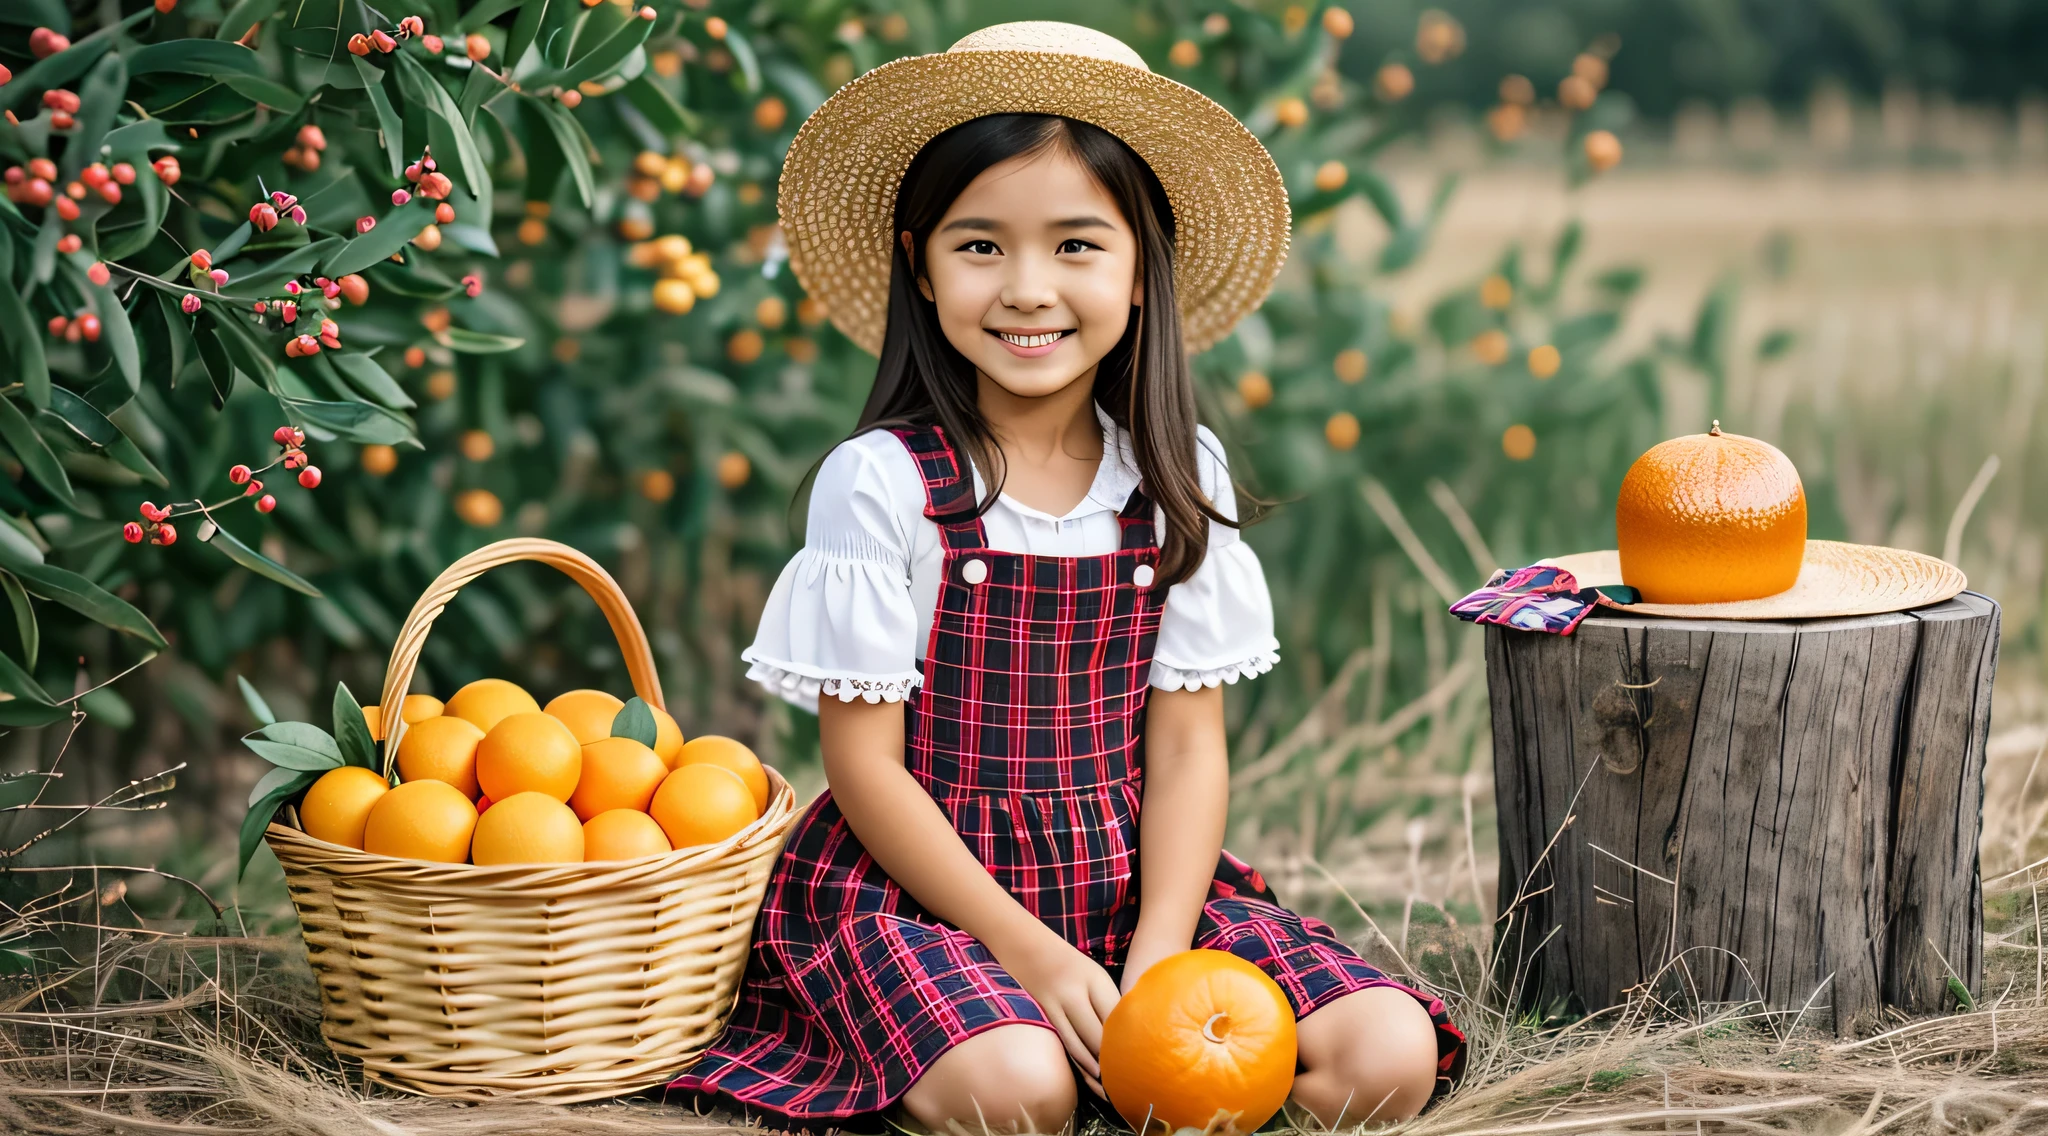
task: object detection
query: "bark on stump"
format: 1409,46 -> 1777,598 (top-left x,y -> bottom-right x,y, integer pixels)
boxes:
1487,593 -> 1999,1034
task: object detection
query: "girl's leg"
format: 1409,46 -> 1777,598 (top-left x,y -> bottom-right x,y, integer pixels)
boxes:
901,1023 -> 1078,1135
1291,985 -> 1443,1126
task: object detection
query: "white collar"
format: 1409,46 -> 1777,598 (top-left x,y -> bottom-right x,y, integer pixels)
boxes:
966,401 -> 1142,523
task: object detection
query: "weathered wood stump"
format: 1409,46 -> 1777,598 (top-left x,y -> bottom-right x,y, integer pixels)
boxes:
1487,593 -> 1999,1034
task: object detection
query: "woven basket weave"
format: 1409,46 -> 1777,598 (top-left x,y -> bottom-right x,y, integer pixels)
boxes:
266,538 -> 796,1102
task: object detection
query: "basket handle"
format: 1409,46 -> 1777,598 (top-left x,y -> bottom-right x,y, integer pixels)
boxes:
377,538 -> 664,777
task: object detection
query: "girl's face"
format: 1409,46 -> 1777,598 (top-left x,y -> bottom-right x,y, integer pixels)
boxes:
907,145 -> 1142,402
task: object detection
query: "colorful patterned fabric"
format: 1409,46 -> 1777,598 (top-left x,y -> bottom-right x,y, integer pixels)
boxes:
1448,564 -> 1639,635
669,424 -> 1465,1120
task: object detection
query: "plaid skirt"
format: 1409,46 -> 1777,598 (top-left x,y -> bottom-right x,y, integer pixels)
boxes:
668,424 -> 1465,1119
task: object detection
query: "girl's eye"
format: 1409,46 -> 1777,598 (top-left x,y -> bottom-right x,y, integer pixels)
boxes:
1059,238 -> 1099,254
959,239 -> 999,255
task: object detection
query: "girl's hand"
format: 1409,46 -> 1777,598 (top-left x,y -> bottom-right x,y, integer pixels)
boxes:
994,928 -> 1121,1097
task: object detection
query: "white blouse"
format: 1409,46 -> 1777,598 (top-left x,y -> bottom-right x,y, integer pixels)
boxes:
744,403 -> 1282,710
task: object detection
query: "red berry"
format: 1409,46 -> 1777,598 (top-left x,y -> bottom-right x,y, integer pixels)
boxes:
422,34 -> 443,53
21,179 -> 51,207
348,33 -> 371,55
356,215 -> 376,234
272,426 -> 294,444
462,273 -> 483,298
29,29 -> 70,60
79,314 -> 101,341
155,523 -> 177,546
46,316 -> 66,336
122,521 -> 143,543
434,202 -> 454,224
80,162 -> 108,187
417,171 -> 452,200
399,15 -> 424,37
338,274 -> 369,305
190,249 -> 212,270
27,158 -> 55,182
404,162 -> 421,181
298,466 -> 322,488
284,280 -> 301,295
180,293 -> 201,314
96,181 -> 120,205
291,427 -> 306,446
152,157 -> 180,186
297,123 -> 327,151
391,188 -> 411,206
111,162 -> 136,185
55,234 -> 79,254
249,202 -> 279,231
370,29 -> 396,52
138,501 -> 163,522
256,494 -> 276,513
253,300 -> 267,314
54,196 -> 78,221
64,181 -> 86,200
2,168 -> 19,185
244,479 -> 264,496
86,262 -> 109,286
50,111 -> 74,130
209,268 -> 228,286
229,464 -> 251,484
155,0 -> 176,13
280,300 -> 298,323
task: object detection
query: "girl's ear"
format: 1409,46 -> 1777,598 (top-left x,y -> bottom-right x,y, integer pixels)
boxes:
902,231 -> 935,302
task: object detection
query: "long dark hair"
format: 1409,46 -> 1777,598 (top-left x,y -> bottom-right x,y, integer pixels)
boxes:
852,114 -> 1233,587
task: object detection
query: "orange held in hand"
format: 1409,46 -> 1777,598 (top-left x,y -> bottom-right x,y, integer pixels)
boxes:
1100,950 -> 1298,1136
476,711 -> 583,802
1616,422 -> 1807,604
650,763 -> 759,849
673,735 -> 769,811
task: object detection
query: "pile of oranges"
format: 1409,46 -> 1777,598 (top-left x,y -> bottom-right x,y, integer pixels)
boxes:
297,680 -> 769,866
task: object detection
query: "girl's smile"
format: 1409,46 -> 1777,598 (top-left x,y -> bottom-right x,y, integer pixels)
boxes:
989,327 -> 1077,356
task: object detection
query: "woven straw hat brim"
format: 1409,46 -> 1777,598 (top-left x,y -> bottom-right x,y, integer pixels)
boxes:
776,46 -> 1290,357
1541,540 -> 1967,620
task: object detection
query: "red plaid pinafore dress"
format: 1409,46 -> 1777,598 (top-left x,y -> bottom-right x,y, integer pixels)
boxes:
670,424 -> 1465,1119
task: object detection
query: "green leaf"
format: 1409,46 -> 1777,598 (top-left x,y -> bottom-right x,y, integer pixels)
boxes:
237,674 -> 276,725
283,397 -> 417,445
326,352 -> 415,409
611,696 -> 657,747
211,222 -> 254,264
97,163 -> 168,260
230,238 -> 344,293
8,561 -> 165,648
0,394 -> 75,508
0,643 -> 57,708
1757,327 -> 1798,361
322,211 -> 428,278
1,571 -> 37,671
127,39 -> 265,77
460,0 -> 525,33
435,327 -> 524,354
0,272 -> 51,411
217,0 -> 284,42
533,7 -> 653,91
395,52 -> 486,200
527,96 -> 594,208
621,75 -> 697,138
99,286 -> 142,397
353,56 -> 406,178
45,388 -> 120,448
1353,169 -> 1405,231
1,37 -> 111,114
239,767 -> 317,879
216,71 -> 306,113
0,771 -> 58,810
722,25 -> 762,94
200,520 -> 322,597
66,52 -> 128,182
195,322 -> 237,408
245,738 -> 342,772
1947,975 -> 1976,1012
332,682 -> 377,770
203,308 -> 278,393
505,0 -> 553,80
261,719 -> 344,758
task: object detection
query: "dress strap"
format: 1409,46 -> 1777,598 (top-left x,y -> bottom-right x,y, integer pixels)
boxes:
1117,485 -> 1157,551
886,424 -> 988,551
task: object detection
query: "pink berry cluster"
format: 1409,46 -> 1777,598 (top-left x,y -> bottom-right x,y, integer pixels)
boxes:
391,147 -> 456,219
250,188 -> 307,233
285,124 -> 327,173
124,426 -> 322,546
45,313 -> 102,343
348,14 -> 434,57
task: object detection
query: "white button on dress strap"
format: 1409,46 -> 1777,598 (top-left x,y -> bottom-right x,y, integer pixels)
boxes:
1133,564 -> 1155,587
961,558 -> 988,585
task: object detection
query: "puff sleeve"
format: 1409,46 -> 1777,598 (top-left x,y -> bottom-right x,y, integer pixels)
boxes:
742,437 -> 925,710
1149,427 -> 1282,690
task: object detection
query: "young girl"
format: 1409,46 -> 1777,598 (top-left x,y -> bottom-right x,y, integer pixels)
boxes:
671,23 -> 1464,1132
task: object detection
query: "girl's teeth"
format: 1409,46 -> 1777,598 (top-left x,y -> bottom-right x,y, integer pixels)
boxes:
1000,331 -> 1061,347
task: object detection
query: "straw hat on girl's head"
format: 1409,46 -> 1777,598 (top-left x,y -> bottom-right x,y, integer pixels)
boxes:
775,21 -> 1291,357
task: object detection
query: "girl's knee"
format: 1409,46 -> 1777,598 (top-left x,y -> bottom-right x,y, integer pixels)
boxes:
903,1024 -> 1077,1134
1292,986 -> 1441,1125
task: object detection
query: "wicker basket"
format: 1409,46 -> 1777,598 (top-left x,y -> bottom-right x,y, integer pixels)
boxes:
265,538 -> 797,1102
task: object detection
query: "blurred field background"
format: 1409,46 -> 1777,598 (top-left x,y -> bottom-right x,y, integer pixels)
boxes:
5,0 -> 2048,1128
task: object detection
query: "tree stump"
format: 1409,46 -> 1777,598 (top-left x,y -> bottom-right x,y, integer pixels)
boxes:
1486,593 -> 1999,1034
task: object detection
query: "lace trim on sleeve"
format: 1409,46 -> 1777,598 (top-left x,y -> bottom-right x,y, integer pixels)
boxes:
745,658 -> 924,709
1149,650 -> 1280,691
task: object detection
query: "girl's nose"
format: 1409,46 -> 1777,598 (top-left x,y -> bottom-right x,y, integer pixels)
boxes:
999,252 -> 1060,311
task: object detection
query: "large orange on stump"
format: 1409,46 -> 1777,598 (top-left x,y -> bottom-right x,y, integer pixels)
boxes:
1100,950 -> 1297,1136
1616,423 -> 1807,604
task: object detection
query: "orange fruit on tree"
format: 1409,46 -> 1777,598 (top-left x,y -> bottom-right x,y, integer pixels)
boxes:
674,735 -> 769,812
362,779 -> 478,862
651,704 -> 685,763
443,678 -> 539,732
469,791 -> 585,865
1100,950 -> 1298,1136
395,714 -> 486,798
476,711 -> 583,802
1616,422 -> 1807,604
299,766 -> 390,850
544,688 -> 625,745
569,736 -> 670,820
650,763 -> 759,849
584,808 -> 674,861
